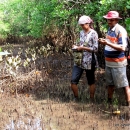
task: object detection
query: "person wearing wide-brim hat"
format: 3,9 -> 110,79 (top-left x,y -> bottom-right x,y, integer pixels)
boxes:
99,11 -> 130,108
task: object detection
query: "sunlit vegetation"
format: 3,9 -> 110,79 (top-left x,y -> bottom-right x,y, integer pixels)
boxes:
0,0 -> 130,129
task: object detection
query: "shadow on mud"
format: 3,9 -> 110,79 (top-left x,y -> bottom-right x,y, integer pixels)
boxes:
0,46 -> 130,129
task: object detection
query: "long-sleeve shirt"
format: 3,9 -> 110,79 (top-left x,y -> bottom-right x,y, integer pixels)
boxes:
79,29 -> 98,69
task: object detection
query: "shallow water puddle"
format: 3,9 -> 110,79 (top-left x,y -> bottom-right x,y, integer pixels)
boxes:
5,102 -> 130,130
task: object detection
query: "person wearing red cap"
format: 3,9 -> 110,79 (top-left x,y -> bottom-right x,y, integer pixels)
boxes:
71,15 -> 98,103
99,11 -> 130,108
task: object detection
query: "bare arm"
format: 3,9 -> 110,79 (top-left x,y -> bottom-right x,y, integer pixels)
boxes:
72,45 -> 92,52
73,31 -> 98,52
98,38 -> 126,51
78,46 -> 93,52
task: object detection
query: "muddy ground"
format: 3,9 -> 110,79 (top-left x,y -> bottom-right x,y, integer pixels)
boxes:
0,44 -> 130,130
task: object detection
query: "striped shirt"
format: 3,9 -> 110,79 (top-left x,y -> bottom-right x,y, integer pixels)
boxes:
104,23 -> 128,67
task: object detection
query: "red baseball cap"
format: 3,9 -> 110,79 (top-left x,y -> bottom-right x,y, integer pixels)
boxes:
103,11 -> 122,19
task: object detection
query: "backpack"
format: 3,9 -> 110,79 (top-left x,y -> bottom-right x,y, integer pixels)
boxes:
115,25 -> 130,64
125,36 -> 130,63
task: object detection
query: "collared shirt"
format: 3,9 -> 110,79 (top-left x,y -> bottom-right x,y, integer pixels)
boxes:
104,23 -> 128,67
79,29 -> 98,69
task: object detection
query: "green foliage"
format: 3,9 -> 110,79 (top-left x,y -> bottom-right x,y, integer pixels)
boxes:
125,18 -> 130,35
0,7 -> 10,37
125,1 -> 130,35
0,0 -> 130,38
